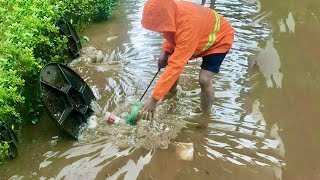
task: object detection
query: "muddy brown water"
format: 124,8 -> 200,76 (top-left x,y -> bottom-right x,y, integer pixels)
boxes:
1,0 -> 320,179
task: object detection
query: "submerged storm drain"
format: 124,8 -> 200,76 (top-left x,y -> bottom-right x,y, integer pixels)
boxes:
40,63 -> 96,139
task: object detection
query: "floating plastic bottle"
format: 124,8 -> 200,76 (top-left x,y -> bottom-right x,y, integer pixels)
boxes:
104,112 -> 126,125
105,101 -> 143,125
125,101 -> 143,125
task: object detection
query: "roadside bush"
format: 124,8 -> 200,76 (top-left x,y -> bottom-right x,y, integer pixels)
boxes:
0,0 -> 118,163
96,0 -> 119,21
0,142 -> 9,165
61,0 -> 118,30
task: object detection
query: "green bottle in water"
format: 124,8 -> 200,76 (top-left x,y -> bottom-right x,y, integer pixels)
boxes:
125,101 -> 143,125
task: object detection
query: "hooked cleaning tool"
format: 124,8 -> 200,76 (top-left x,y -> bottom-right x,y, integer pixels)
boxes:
125,69 -> 160,125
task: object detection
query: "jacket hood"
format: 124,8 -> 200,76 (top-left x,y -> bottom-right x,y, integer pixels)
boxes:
141,0 -> 177,32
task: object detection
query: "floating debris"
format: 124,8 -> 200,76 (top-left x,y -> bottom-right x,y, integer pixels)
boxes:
80,36 -> 90,43
175,142 -> 194,161
106,36 -> 119,42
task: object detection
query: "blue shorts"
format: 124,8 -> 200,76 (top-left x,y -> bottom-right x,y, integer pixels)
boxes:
201,53 -> 228,73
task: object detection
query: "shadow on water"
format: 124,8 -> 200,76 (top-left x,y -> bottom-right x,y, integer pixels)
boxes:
2,0 -> 320,179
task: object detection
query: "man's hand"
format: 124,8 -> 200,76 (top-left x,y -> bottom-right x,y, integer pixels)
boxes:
158,51 -> 170,69
140,97 -> 158,120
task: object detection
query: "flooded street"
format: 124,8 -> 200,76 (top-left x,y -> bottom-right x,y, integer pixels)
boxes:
1,0 -> 320,179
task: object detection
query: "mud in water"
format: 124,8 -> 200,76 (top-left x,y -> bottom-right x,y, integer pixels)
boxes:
69,46 -> 187,150
78,100 -> 186,150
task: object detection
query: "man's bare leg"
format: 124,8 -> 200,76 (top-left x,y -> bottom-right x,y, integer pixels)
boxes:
199,69 -> 215,113
169,78 -> 179,94
164,78 -> 179,99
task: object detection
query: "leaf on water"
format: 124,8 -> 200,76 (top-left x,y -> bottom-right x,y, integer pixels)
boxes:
80,36 -> 90,43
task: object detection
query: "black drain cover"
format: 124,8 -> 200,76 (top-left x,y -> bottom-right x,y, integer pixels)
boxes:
55,16 -> 82,58
40,63 -> 95,139
0,122 -> 18,159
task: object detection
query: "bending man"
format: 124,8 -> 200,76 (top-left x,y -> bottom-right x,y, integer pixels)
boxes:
140,0 -> 234,118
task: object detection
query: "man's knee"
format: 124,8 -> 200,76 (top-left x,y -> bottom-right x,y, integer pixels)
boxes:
199,74 -> 213,87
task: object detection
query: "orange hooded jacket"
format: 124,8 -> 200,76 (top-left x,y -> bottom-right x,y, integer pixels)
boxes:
141,0 -> 234,100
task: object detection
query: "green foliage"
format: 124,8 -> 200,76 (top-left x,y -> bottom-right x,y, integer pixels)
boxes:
0,0 -> 68,129
61,0 -> 118,30
0,61 -> 24,127
0,0 -> 118,164
96,0 -> 118,21
0,142 -> 9,165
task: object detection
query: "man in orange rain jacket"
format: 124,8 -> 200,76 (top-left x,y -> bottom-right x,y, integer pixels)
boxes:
140,0 -> 234,118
